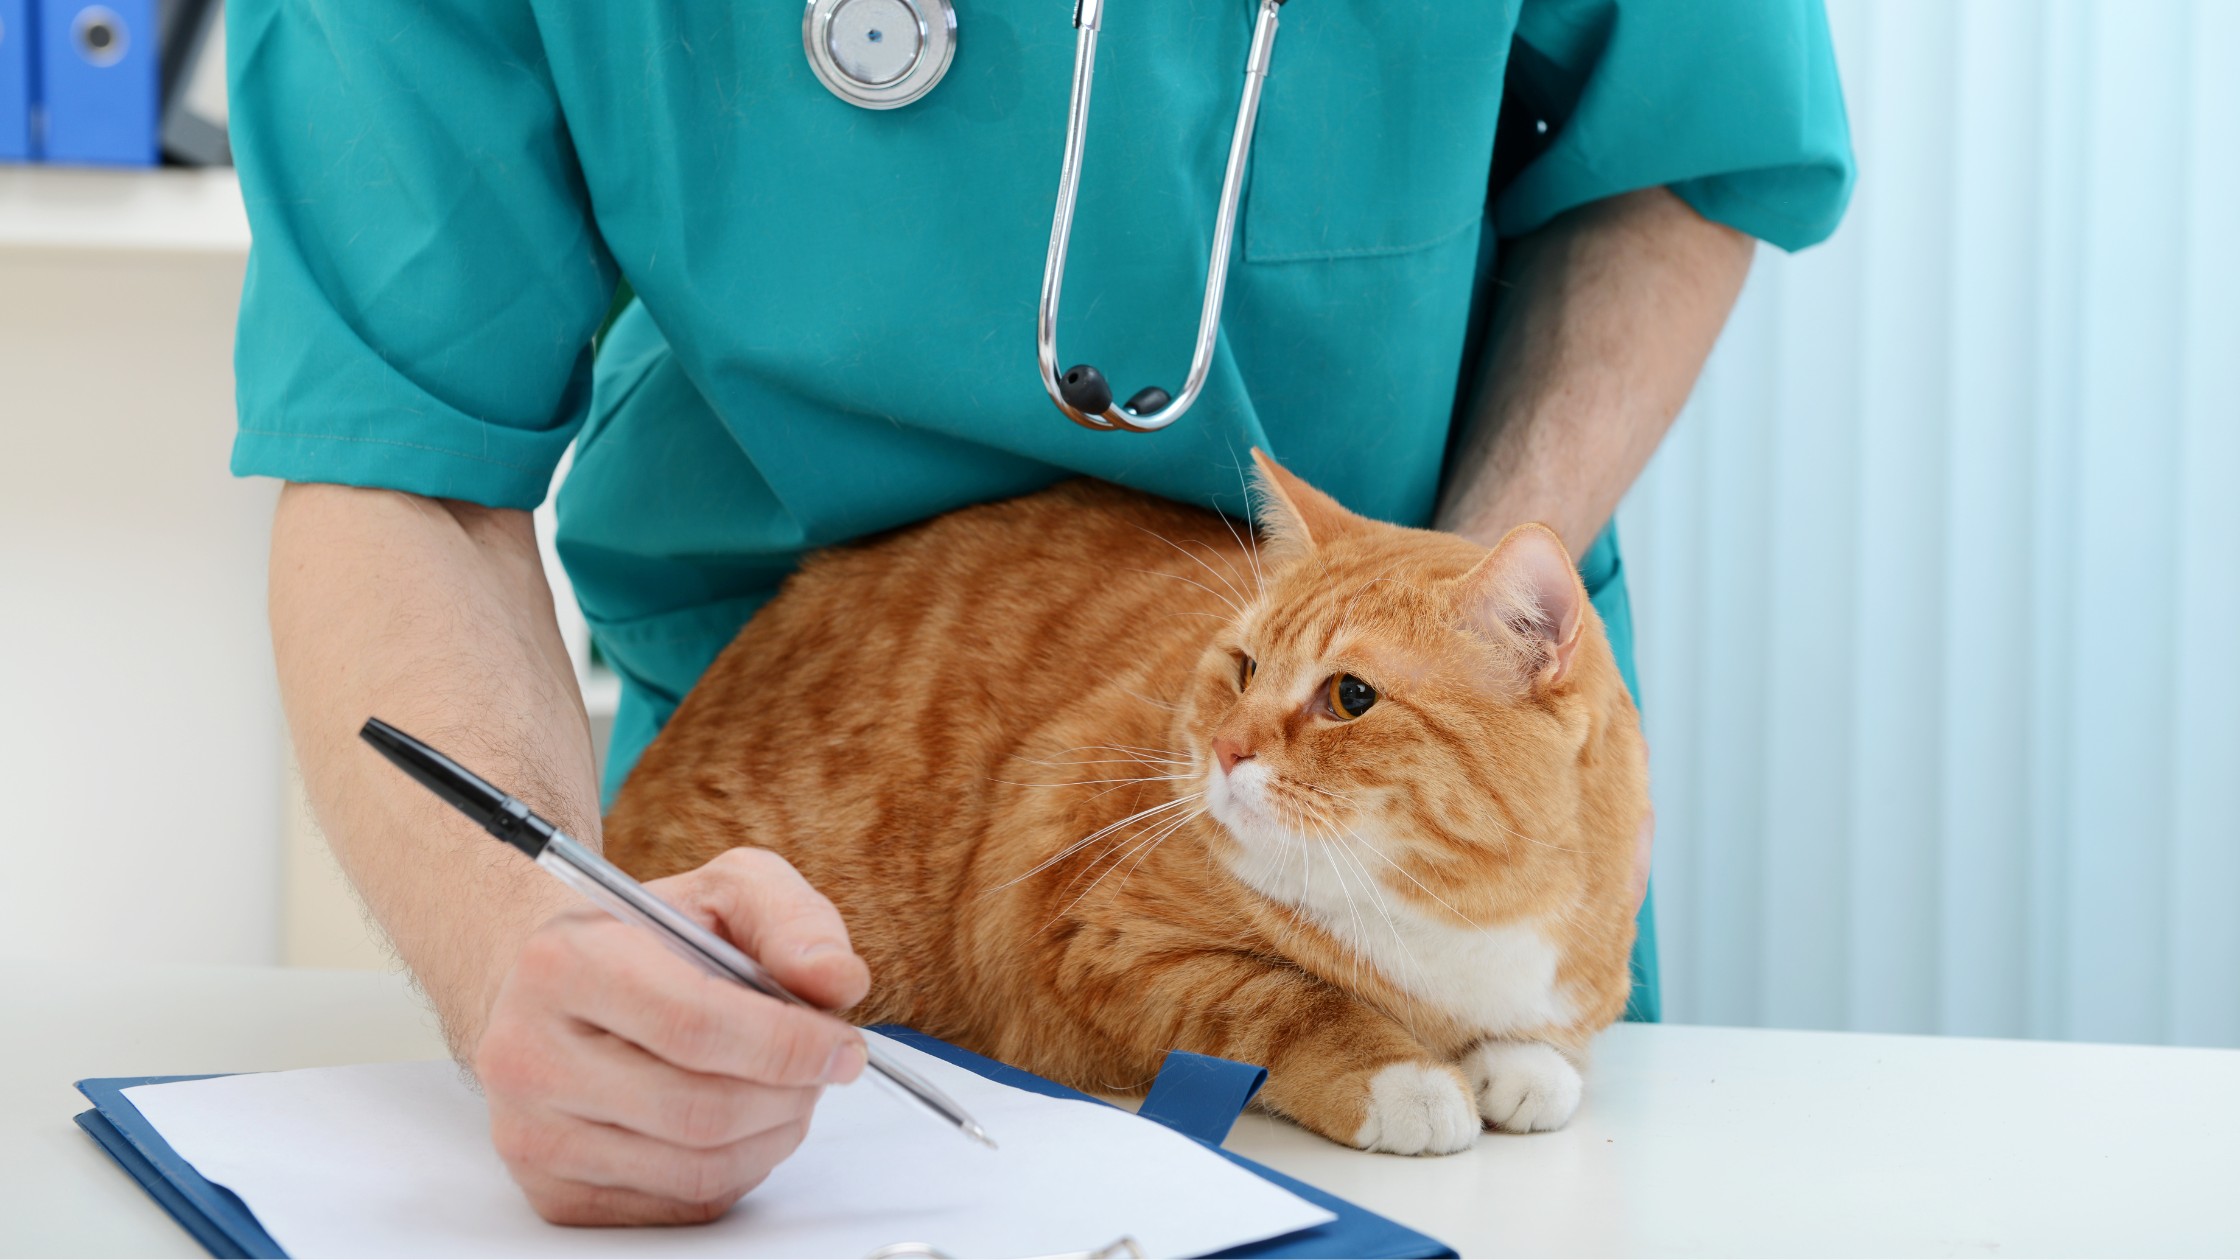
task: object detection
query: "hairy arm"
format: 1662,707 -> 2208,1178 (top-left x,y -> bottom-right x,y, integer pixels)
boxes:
1437,187 -> 1754,907
270,483 -> 870,1224
270,483 -> 599,1049
1436,186 -> 1754,556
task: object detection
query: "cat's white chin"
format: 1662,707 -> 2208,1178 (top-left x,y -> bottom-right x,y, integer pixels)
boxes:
1204,761 -> 1288,846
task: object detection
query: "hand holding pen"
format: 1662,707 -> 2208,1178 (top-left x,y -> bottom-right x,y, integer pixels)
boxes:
360,719 -> 990,1227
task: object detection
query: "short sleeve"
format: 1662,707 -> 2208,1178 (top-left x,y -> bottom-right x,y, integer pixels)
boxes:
227,2 -> 617,509
1495,0 -> 1856,252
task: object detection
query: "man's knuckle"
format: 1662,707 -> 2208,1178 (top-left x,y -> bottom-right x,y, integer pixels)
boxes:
677,1197 -> 734,1225
775,1117 -> 811,1155
491,1115 -> 565,1174
732,847 -> 800,892
762,1015 -> 831,1084
524,1184 -> 589,1226
669,1085 -> 747,1148
474,1032 -> 546,1100
514,931 -> 571,986
654,999 -> 727,1066
672,1149 -> 748,1207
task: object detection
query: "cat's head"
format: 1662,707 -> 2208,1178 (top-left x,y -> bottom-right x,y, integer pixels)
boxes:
1179,451 -> 1649,954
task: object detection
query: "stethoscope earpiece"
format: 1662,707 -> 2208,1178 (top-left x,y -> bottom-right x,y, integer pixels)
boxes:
1059,365 -> 1114,416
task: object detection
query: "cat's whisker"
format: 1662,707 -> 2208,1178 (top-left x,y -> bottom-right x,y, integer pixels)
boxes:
1021,743 -> 1191,767
1152,608 -> 1237,628
1116,684 -> 1181,713
1341,823 -> 1490,931
1098,742 -> 1191,759
1012,755 -> 1184,768
1049,802 -> 1193,906
1179,535 -> 1260,613
1137,524 -> 1263,605
1486,816 -> 1583,854
1300,818 -> 1370,990
1327,825 -> 1430,990
1128,566 -> 1243,617
1106,804 -> 1206,901
1227,453 -> 1282,598
982,791 -> 1206,894
1049,804 -> 1206,925
1316,842 -> 1368,990
1210,499 -> 1267,604
988,774 -> 1190,790
1132,525 -> 1252,612
1080,776 -> 1185,805
1282,816 -> 1435,1044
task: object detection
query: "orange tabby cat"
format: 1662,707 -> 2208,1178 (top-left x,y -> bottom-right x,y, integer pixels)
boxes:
605,451 -> 1648,1154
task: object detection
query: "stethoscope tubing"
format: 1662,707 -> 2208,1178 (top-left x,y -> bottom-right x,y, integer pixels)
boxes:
1038,0 -> 1286,433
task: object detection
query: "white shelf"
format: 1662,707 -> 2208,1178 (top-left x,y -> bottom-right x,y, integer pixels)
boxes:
0,165 -> 247,255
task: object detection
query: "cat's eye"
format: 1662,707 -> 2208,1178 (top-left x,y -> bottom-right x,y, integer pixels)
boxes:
1238,655 -> 1257,690
1327,674 -> 1376,720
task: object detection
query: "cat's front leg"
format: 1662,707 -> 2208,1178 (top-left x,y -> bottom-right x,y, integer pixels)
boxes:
1342,1059 -> 1482,1155
1050,926 -> 1481,1154
1162,974 -> 1480,1156
1460,1040 -> 1583,1132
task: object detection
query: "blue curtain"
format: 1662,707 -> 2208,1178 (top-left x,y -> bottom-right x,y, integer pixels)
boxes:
1617,0 -> 2240,1047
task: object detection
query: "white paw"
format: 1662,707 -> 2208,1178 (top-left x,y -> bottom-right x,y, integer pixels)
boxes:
1464,1042 -> 1582,1132
1353,1062 -> 1480,1155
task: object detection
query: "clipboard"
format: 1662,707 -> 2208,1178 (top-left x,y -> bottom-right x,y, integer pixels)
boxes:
76,1029 -> 1455,1259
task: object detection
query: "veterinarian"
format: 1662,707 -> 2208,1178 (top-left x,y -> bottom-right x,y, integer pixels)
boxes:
235,0 -> 1853,1225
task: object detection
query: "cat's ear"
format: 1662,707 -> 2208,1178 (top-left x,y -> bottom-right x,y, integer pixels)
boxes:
1454,524 -> 1587,691
1249,448 -> 1366,555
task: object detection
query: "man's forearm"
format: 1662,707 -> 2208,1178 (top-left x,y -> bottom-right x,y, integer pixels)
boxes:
1437,186 -> 1755,555
270,483 -> 602,1057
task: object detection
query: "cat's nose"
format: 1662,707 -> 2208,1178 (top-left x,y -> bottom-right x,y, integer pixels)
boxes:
1213,737 -> 1255,774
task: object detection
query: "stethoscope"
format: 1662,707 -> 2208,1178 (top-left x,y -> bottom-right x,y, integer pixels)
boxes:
803,0 -> 1288,434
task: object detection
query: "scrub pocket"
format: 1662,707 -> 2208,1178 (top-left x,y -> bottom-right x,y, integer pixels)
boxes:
1242,0 -> 1518,263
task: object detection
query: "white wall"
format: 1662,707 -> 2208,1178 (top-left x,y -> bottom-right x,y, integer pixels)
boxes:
0,171 -> 281,964
1618,0 -> 2240,1048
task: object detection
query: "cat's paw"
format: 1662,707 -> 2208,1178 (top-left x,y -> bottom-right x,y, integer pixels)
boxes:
1352,1062 -> 1479,1155
1463,1041 -> 1582,1133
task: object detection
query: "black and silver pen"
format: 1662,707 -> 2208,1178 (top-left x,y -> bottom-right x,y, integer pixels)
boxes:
359,717 -> 995,1149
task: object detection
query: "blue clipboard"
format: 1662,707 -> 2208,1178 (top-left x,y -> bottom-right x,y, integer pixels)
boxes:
76,1031 -> 1453,1259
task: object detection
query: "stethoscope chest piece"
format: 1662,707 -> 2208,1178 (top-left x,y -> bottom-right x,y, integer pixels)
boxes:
803,0 -> 957,110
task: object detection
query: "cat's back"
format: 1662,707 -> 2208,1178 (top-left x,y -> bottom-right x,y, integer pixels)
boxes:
605,479 -> 1241,882
778,478 -> 1239,693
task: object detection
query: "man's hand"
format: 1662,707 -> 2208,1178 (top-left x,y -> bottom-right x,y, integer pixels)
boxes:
272,487 -> 873,1226
477,848 -> 872,1226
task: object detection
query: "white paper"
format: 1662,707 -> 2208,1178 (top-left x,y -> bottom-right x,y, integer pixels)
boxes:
123,1032 -> 1333,1259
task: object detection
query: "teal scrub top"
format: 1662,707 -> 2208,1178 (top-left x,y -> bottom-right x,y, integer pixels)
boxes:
228,0 -> 1855,1024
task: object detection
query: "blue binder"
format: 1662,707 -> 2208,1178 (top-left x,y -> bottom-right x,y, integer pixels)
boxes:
38,0 -> 157,165
0,0 -> 32,160
76,1029 -> 1455,1259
